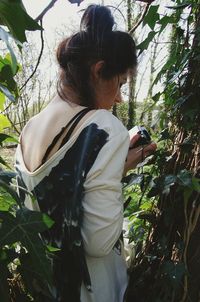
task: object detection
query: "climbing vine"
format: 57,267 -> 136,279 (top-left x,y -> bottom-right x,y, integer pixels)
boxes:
125,1 -> 200,301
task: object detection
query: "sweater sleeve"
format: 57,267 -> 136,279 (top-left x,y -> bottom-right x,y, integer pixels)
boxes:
81,128 -> 129,258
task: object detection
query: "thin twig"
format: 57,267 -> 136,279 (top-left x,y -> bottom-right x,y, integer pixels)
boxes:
19,20 -> 44,92
107,5 -> 126,24
35,0 -> 59,22
6,113 -> 20,135
129,2 -> 150,34
19,0 -> 59,91
0,101 -> 13,114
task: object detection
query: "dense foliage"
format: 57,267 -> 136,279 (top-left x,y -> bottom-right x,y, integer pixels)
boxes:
124,1 -> 200,301
0,1 -> 54,300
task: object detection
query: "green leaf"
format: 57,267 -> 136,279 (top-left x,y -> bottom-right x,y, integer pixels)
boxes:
0,64 -> 18,94
0,114 -> 10,131
0,92 -> 5,110
125,173 -> 144,187
0,27 -> 17,74
19,252 -> 53,298
148,175 -> 177,197
0,170 -> 16,184
0,156 -> 10,169
0,194 -> 15,211
177,170 -> 192,187
137,31 -> 157,55
162,175 -> 177,194
143,5 -> 160,30
0,133 -> 18,145
138,211 -> 156,224
42,213 -> 54,228
0,0 -> 42,43
152,92 -> 161,103
158,128 -> 172,141
47,244 -> 60,252
0,83 -> 16,102
153,51 -> 177,85
0,208 -> 53,285
0,180 -> 21,207
159,15 -> 175,33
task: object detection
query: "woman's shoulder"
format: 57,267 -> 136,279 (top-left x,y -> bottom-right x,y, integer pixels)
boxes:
91,109 -> 128,138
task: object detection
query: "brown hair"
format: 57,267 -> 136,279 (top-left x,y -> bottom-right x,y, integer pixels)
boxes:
56,5 -> 137,108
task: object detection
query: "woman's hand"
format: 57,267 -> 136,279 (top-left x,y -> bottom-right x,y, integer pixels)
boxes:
123,134 -> 157,176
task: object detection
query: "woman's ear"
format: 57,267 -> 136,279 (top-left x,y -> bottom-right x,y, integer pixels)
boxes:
91,60 -> 105,81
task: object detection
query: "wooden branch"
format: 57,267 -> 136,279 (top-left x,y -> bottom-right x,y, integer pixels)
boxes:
35,0 -> 59,22
129,2 -> 150,34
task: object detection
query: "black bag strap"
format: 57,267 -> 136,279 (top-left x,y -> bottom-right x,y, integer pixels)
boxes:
41,107 -> 91,165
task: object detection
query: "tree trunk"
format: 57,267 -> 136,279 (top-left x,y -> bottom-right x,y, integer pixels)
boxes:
127,0 -> 136,129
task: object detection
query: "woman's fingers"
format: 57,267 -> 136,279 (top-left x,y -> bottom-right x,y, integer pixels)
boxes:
143,142 -> 157,158
124,142 -> 157,175
130,133 -> 141,148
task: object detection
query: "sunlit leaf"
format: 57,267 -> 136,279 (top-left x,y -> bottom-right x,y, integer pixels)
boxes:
47,245 -> 60,252
0,114 -> 10,131
0,133 -> 18,145
0,92 -> 5,110
0,156 -> 10,169
0,192 -> 16,211
0,180 -> 21,207
42,213 -> 54,228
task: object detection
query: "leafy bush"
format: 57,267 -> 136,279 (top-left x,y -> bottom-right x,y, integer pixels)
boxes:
0,1 -> 54,300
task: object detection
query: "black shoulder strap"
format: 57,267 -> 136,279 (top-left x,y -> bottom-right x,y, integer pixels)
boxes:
41,107 -> 91,165
59,108 -> 91,149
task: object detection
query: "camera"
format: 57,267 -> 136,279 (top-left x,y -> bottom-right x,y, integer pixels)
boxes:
129,125 -> 151,148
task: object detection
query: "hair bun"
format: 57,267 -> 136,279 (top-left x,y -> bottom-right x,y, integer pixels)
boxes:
80,5 -> 114,35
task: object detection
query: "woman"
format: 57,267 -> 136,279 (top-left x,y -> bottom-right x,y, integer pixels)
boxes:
15,5 -> 156,302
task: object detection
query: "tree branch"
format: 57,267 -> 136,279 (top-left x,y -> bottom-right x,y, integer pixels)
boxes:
19,20 -> 44,92
6,113 -> 20,135
35,0 -> 59,22
129,2 -> 150,34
